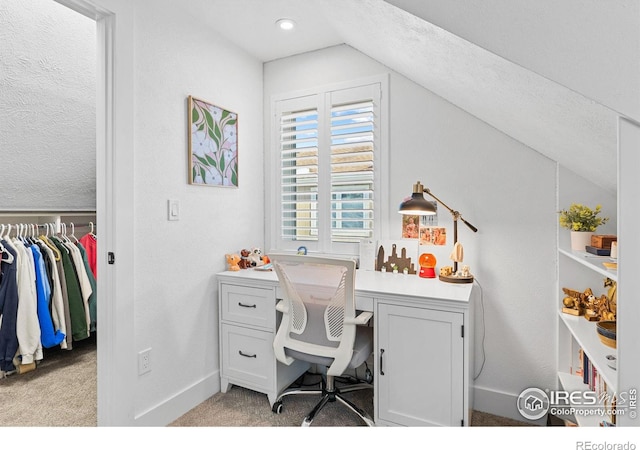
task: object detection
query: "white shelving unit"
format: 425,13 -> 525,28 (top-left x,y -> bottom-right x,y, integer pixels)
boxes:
556,166 -> 619,427
557,249 -> 619,426
557,118 -> 640,428
558,249 -> 617,282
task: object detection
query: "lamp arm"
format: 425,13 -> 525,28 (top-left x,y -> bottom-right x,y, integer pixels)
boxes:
424,188 -> 478,233
459,216 -> 478,233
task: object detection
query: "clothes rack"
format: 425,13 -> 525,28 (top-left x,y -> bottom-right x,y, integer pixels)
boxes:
0,212 -> 97,378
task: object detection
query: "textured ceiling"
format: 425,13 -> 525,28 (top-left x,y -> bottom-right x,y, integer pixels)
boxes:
183,0 -> 635,194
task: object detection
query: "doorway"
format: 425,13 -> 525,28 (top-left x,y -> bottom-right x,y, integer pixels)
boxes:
57,0 -> 135,425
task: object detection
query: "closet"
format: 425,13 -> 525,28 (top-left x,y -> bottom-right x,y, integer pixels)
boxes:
0,0 -> 99,425
0,213 -> 98,377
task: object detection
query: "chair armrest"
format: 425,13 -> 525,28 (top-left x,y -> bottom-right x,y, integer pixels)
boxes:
275,299 -> 288,313
345,311 -> 373,325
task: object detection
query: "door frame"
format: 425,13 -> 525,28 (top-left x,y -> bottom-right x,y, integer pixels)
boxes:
55,0 -> 136,425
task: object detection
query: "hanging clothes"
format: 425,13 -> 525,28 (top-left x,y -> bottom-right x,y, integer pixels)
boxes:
0,242 -> 19,372
64,238 -> 92,334
37,236 -> 68,349
30,244 -> 65,348
76,242 -> 97,332
78,232 -> 97,280
50,236 -> 88,342
0,220 -> 98,370
11,238 -> 43,365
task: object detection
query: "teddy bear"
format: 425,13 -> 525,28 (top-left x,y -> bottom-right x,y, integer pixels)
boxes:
239,249 -> 252,269
225,253 -> 241,271
248,247 -> 266,267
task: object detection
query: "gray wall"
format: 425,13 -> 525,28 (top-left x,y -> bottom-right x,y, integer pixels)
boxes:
0,0 -> 96,211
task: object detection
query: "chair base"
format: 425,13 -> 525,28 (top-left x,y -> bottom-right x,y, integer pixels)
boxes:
273,374 -> 374,427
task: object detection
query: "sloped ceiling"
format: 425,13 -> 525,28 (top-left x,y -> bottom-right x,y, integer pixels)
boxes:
184,0 -> 640,194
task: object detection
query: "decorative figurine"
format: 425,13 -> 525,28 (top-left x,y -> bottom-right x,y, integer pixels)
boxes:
226,254 -> 241,271
239,249 -> 252,269
440,266 -> 453,276
249,247 -> 266,266
418,253 -> 437,278
604,277 -> 617,316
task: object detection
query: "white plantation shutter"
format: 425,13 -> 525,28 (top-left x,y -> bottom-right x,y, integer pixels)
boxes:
280,107 -> 319,242
330,100 -> 375,242
272,79 -> 386,255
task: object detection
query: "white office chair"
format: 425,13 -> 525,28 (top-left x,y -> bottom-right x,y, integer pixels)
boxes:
269,253 -> 374,426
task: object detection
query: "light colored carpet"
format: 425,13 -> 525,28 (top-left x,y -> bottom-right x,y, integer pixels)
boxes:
0,335 -> 97,427
0,340 -> 529,427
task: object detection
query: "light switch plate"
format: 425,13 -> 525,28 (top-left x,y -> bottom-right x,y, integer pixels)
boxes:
168,199 -> 180,221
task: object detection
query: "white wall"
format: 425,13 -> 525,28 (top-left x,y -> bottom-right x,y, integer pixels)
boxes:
386,0 -> 640,121
265,45 -> 558,421
0,0 -> 96,210
130,0 -> 264,424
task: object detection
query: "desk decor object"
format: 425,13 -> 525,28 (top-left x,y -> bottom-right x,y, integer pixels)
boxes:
418,253 -> 436,278
399,181 -> 478,283
188,95 -> 238,187
225,253 -> 241,271
596,321 -> 617,349
375,240 -> 417,274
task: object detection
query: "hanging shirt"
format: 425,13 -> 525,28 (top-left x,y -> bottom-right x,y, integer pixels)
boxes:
30,245 -> 65,348
65,241 -> 92,333
50,237 -> 88,341
0,241 -> 19,372
76,242 -> 97,332
37,239 -> 68,349
78,233 -> 97,280
55,251 -> 73,350
12,239 -> 43,364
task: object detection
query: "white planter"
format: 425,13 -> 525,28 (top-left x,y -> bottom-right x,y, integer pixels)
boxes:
570,231 -> 593,251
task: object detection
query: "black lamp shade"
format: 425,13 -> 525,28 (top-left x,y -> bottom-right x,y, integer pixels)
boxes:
398,191 -> 437,215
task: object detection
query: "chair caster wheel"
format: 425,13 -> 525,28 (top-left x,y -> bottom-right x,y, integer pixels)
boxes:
272,401 -> 283,414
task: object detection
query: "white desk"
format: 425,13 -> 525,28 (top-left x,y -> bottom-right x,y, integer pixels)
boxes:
217,268 -> 475,426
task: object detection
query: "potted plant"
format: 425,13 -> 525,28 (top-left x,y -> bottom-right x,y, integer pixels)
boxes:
559,203 -> 609,251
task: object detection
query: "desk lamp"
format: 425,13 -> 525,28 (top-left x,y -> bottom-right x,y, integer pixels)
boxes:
399,181 -> 478,283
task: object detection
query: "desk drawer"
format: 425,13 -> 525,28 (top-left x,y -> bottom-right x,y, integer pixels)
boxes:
221,283 -> 275,329
356,295 -> 373,312
221,323 -> 274,391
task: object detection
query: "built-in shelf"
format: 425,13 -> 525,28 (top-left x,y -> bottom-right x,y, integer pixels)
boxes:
558,248 -> 617,282
558,310 -> 617,392
557,372 -> 613,427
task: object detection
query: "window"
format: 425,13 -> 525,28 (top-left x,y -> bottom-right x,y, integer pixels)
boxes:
269,77 -> 388,255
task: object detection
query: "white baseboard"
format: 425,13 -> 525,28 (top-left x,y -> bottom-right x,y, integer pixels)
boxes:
473,385 -> 546,426
133,370 -> 221,426
131,375 -> 546,427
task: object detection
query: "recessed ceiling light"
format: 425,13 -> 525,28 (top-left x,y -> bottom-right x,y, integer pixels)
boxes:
276,18 -> 296,31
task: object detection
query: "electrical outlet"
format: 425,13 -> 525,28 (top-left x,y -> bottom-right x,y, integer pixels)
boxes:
138,348 -> 151,375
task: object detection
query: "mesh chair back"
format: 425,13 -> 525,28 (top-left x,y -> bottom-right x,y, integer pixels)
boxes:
271,254 -> 357,376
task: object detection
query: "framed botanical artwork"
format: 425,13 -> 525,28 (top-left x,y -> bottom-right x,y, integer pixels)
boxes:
188,95 -> 238,186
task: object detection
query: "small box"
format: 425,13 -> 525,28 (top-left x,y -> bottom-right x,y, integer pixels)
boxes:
591,235 -> 617,249
586,245 -> 611,256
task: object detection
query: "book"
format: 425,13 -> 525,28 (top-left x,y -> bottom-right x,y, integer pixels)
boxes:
586,245 -> 611,256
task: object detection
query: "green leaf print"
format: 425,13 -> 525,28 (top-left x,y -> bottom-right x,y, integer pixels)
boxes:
231,164 -> 238,186
205,154 -> 217,168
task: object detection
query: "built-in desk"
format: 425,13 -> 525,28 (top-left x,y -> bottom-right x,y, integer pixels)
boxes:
217,268 -> 475,426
